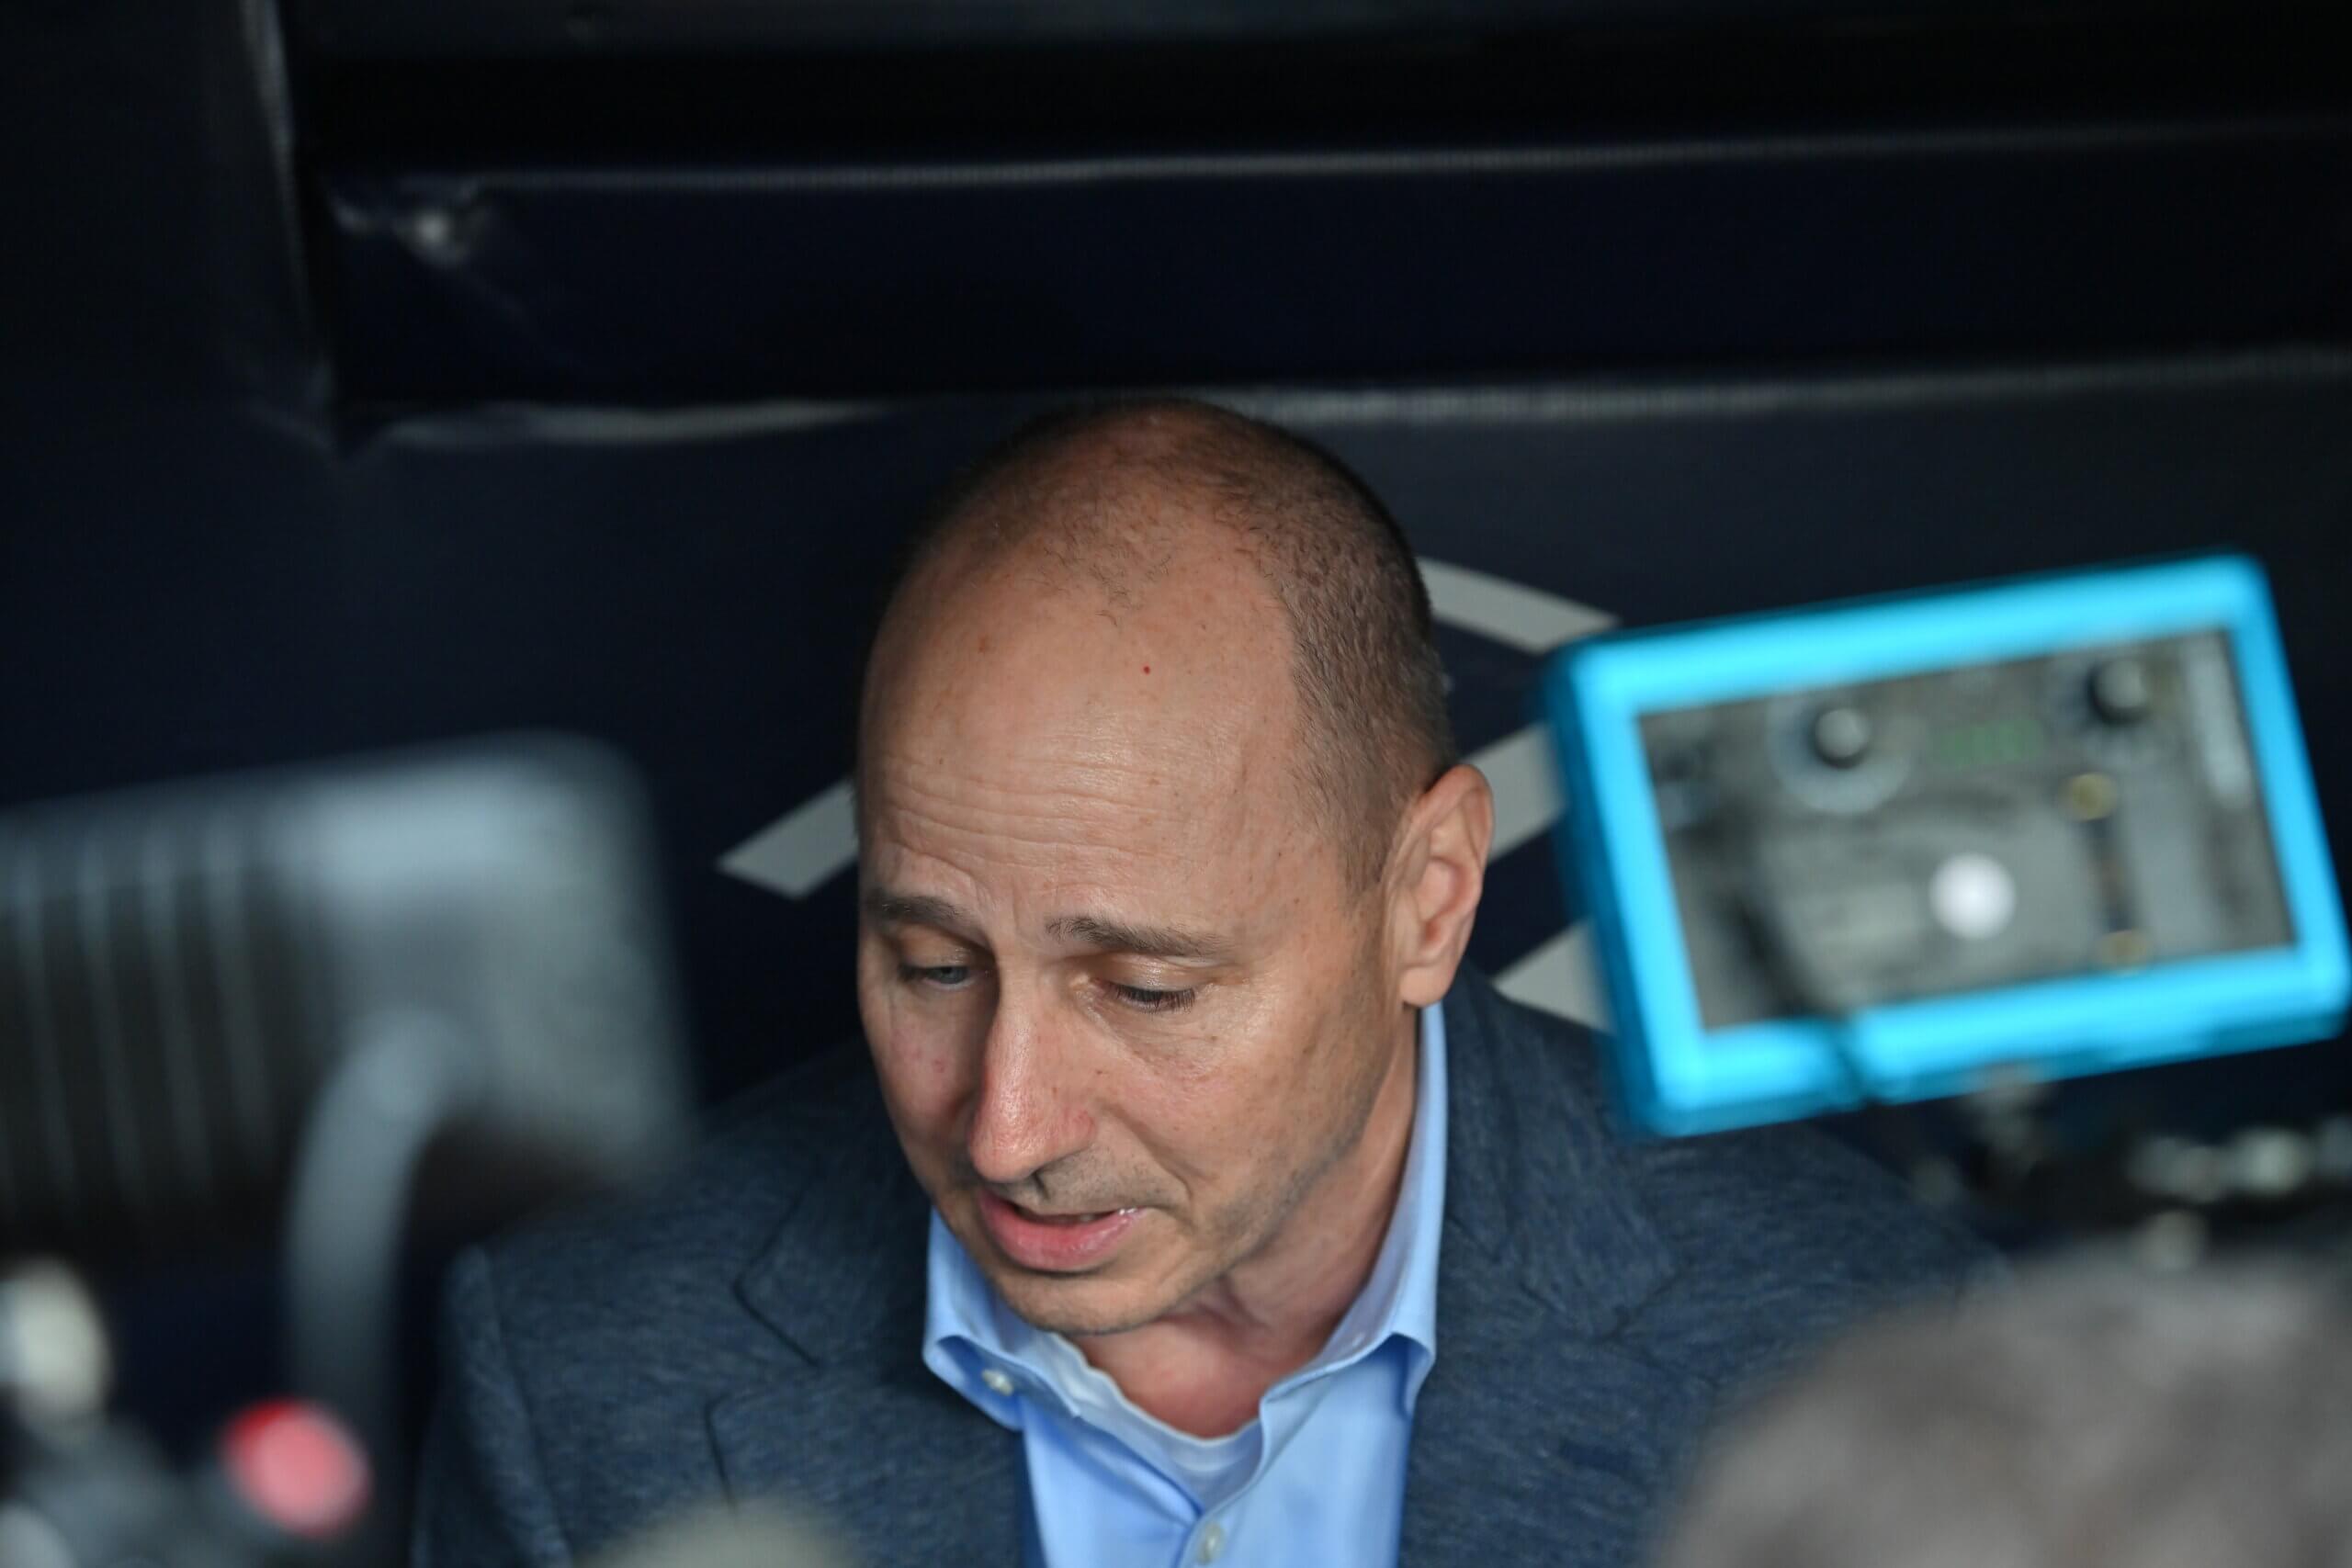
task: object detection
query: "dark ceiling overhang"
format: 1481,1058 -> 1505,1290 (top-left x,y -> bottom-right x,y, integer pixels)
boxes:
282,0 -> 2352,412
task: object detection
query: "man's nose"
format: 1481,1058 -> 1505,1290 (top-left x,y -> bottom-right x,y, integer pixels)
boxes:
966,987 -> 1091,1188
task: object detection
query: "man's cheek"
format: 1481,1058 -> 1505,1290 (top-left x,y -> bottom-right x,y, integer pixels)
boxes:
876,1030 -> 951,1113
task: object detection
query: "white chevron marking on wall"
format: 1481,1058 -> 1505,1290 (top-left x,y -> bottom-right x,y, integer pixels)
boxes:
1419,559 -> 1618,653
719,779 -> 856,901
1493,922 -> 1613,1032
718,558 -> 1617,1028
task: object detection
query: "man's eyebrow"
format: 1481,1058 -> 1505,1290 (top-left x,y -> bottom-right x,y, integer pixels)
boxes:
863,889 -> 974,933
1046,914 -> 1234,964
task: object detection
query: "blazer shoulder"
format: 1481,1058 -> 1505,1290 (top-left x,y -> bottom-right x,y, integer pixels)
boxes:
1455,967 -> 1989,1281
468,1039 -> 898,1359
1628,1115 -> 1994,1287
1449,972 -> 1995,1372
424,1045 -> 909,1562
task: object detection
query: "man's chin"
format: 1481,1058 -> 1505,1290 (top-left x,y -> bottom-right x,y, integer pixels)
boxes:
984,1268 -> 1171,1338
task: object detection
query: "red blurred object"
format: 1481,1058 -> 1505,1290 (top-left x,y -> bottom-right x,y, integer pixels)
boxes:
220,1399 -> 373,1541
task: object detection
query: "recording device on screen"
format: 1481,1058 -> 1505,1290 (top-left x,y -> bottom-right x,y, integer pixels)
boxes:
1,738 -> 695,1565
1543,556 -> 2349,1136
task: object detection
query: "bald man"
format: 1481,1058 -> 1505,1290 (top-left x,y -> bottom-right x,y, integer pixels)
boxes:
414,401 -> 1992,1568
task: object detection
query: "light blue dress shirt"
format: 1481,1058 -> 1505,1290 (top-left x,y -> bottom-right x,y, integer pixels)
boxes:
922,1001 -> 1449,1568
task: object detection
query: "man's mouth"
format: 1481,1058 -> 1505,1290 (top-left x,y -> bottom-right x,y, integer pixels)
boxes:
975,1190 -> 1143,1271
1015,1205 -> 1131,1225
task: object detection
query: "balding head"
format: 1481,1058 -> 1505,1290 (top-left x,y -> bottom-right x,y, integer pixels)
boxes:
852,400 -> 1492,1342
862,399 -> 1455,890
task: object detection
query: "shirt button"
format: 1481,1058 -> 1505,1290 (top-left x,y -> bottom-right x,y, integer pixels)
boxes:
1195,1519 -> 1227,1563
980,1368 -> 1015,1396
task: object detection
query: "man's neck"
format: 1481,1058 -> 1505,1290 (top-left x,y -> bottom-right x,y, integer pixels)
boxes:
1071,1010 -> 1422,1438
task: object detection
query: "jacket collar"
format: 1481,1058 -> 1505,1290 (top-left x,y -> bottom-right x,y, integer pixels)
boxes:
732,1066 -> 932,1370
712,1076 -> 1008,1551
1433,965 -> 1675,1338
1398,969 -> 1698,1567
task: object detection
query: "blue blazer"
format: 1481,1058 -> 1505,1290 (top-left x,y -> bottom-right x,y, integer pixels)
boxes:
415,969 -> 1992,1566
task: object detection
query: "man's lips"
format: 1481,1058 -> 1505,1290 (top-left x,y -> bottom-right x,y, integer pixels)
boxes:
976,1190 -> 1141,1272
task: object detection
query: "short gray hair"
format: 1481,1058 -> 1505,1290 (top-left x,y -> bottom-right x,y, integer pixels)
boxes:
1659,1261 -> 2352,1568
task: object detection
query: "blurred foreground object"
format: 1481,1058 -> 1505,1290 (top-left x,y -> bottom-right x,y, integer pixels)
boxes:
0,1261 -> 110,1429
1544,555 -> 2347,1135
3,1256 -> 371,1567
588,1503 -> 858,1568
0,736 -> 692,1255
1659,1262 -> 2352,1568
0,738 -> 695,1561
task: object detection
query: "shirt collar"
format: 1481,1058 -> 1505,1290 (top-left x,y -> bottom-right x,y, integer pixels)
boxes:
923,999 -> 1449,1409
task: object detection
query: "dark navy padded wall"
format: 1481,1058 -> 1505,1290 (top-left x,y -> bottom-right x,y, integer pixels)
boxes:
13,361 -> 2346,1109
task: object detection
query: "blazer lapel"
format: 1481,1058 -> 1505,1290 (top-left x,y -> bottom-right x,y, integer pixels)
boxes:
708,1367 -> 1024,1564
1401,972 -> 1705,1568
709,1075 -> 1025,1565
1400,1319 -> 1713,1567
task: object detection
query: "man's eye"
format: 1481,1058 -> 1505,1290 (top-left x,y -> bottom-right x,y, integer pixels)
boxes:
1109,982 -> 1196,1014
899,963 -> 974,990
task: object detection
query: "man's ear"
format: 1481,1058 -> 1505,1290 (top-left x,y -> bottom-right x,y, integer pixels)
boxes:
1388,763 -> 1496,1009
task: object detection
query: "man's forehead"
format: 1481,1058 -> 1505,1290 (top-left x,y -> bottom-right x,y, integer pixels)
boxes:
855,838 -> 1289,966
856,709 -> 1328,944
858,734 -> 1281,884
855,468 -> 1340,911
863,885 -> 1242,964
868,548 -> 1292,784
